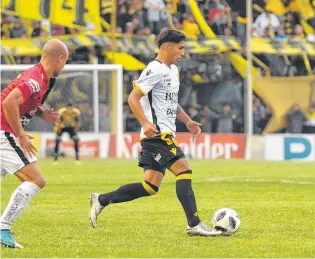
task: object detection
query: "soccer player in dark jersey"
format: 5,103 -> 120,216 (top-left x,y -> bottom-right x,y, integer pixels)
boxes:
0,39 -> 69,248
53,103 -> 81,163
90,28 -> 222,236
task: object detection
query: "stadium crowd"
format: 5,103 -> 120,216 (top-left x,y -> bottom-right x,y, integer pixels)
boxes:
1,0 -> 315,134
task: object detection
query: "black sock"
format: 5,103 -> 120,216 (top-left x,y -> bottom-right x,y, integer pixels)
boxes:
98,181 -> 159,206
54,139 -> 61,160
74,139 -> 79,160
176,170 -> 201,228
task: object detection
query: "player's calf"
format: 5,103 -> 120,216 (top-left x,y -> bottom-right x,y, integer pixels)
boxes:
89,181 -> 159,228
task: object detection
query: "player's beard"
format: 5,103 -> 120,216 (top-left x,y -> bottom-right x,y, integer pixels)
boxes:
53,70 -> 61,77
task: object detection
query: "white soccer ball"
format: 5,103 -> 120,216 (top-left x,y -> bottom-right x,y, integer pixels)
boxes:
212,208 -> 240,236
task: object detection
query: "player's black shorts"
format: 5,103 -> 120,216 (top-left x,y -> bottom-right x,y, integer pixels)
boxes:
138,133 -> 185,174
56,127 -> 78,140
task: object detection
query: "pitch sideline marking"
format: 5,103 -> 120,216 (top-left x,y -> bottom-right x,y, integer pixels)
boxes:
207,177 -> 315,185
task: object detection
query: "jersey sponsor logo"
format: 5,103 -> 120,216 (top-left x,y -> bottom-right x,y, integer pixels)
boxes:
165,92 -> 178,103
166,108 -> 177,116
170,147 -> 177,155
26,79 -> 40,93
163,77 -> 171,82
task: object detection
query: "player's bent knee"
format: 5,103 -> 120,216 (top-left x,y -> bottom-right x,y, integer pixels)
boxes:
175,170 -> 193,181
17,163 -> 46,189
34,177 -> 46,189
142,180 -> 159,195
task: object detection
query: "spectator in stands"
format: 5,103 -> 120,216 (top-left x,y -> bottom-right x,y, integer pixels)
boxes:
51,23 -> 66,36
125,22 -> 134,35
142,26 -> 154,37
182,14 -> 201,38
304,103 -> 315,133
284,13 -> 298,37
1,13 -> 11,38
131,15 -> 141,34
224,27 -> 233,36
253,9 -> 280,37
253,97 -> 265,134
259,106 -> 273,133
177,0 -> 187,17
144,0 -> 165,35
31,21 -> 41,37
286,103 -> 308,134
213,5 -> 230,35
293,24 -> 304,40
187,105 -> 202,124
9,18 -> 26,38
117,5 -> 131,32
217,103 -> 236,133
275,26 -> 288,41
174,21 -> 183,30
201,105 -> 219,133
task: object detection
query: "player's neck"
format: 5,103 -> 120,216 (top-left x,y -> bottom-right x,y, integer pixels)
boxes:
39,60 -> 54,78
156,54 -> 172,68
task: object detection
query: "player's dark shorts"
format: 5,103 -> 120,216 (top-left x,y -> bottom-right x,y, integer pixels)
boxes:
56,127 -> 78,140
138,133 -> 185,174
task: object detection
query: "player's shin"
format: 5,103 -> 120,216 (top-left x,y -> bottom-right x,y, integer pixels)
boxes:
74,138 -> 79,160
0,181 -> 41,230
175,170 -> 201,228
54,139 -> 61,161
98,181 -> 159,206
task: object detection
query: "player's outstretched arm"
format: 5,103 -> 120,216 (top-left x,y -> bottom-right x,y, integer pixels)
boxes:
128,88 -> 158,137
177,104 -> 202,141
2,88 -> 37,155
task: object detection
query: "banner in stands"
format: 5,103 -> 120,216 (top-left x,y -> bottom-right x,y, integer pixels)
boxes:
1,0 -> 101,32
108,133 -> 246,160
40,133 -> 110,158
265,134 -> 315,161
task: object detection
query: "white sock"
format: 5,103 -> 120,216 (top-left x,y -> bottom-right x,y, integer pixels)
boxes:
1,181 -> 41,230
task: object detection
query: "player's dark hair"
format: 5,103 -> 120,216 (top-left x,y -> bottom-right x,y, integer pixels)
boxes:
157,28 -> 186,48
67,102 -> 73,107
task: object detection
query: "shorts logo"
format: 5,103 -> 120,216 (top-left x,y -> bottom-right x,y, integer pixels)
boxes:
20,116 -> 31,127
170,148 -> 177,155
27,79 -> 40,93
154,153 -> 161,162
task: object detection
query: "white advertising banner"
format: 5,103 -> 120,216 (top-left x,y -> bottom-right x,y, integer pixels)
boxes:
265,134 -> 315,161
39,133 -> 111,158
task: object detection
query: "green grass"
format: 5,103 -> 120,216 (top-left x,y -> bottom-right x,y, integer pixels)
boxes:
1,159 -> 315,258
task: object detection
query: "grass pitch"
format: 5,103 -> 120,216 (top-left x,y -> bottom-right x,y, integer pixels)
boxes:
1,159 -> 314,258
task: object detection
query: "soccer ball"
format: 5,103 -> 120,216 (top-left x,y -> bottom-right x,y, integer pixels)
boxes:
212,208 -> 240,236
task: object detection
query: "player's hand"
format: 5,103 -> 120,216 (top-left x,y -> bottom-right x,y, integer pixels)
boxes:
143,121 -> 159,138
43,108 -> 60,126
18,133 -> 37,156
186,120 -> 202,142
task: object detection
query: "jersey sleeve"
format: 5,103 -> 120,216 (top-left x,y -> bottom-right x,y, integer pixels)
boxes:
74,108 -> 80,121
132,62 -> 162,95
16,78 -> 40,102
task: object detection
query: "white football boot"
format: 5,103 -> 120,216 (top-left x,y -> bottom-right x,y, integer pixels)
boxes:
89,193 -> 104,228
187,222 -> 222,236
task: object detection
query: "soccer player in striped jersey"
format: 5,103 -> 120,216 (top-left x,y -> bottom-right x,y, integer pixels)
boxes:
0,39 -> 68,248
90,28 -> 222,236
